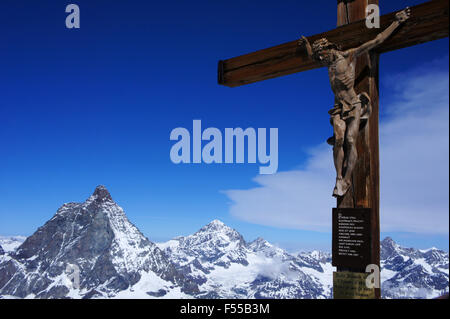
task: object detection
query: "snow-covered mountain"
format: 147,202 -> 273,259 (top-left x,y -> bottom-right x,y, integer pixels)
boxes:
0,186 -> 198,299
157,220 -> 332,298
158,222 -> 448,299
380,237 -> 449,298
0,186 -> 448,299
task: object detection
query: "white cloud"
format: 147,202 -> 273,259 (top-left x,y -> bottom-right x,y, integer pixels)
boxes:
224,61 -> 449,235
253,255 -> 297,281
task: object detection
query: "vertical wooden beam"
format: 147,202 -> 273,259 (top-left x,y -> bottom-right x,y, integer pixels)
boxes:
336,0 -> 381,299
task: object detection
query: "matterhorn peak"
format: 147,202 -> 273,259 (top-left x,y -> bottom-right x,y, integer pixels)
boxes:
1,185 -> 198,298
91,185 -> 113,202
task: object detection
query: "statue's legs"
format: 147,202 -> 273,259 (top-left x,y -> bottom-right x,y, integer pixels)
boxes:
332,115 -> 346,197
343,103 -> 362,186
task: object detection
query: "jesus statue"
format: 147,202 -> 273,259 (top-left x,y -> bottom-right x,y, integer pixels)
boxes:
299,7 -> 410,197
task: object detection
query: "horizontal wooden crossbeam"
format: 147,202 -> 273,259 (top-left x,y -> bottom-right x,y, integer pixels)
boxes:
218,0 -> 449,87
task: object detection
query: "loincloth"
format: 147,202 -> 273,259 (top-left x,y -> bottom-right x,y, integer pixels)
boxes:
328,98 -> 360,121
326,92 -> 372,145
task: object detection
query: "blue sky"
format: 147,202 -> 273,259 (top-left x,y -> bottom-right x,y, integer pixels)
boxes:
0,0 -> 448,252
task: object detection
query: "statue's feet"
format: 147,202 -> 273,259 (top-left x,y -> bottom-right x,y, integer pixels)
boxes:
332,178 -> 351,197
332,185 -> 340,197
332,178 -> 343,197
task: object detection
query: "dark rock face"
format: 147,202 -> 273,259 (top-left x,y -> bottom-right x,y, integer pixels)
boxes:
0,246 -> 4,255
0,185 -> 198,298
146,289 -> 167,297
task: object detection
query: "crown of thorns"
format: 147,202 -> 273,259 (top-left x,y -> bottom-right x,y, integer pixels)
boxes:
312,38 -> 341,52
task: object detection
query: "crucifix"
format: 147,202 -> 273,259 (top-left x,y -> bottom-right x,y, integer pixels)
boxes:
218,0 -> 449,298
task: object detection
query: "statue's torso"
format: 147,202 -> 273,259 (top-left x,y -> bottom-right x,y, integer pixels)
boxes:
327,52 -> 357,104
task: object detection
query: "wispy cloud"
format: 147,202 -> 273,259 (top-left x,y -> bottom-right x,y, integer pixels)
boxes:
224,59 -> 449,235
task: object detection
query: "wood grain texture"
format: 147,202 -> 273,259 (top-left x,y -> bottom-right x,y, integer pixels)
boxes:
219,0 -> 449,87
335,0 -> 380,299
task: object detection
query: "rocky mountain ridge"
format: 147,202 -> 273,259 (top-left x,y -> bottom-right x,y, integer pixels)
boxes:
1,186 -> 448,299
0,186 -> 197,298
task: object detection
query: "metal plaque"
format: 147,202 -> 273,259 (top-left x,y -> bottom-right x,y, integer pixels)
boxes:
332,208 -> 371,268
333,271 -> 376,299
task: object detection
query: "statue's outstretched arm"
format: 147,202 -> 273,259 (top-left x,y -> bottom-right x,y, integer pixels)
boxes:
346,7 -> 410,58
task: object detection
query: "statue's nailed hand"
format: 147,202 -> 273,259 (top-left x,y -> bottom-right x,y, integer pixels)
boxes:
396,7 -> 411,23
298,36 -> 309,47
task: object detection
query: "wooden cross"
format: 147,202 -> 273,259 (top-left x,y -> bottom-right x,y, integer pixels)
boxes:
218,0 -> 449,299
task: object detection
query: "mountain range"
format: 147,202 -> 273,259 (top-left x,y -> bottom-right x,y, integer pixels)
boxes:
0,186 -> 448,299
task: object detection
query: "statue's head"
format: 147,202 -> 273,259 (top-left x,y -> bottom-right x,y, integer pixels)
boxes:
312,38 -> 340,63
